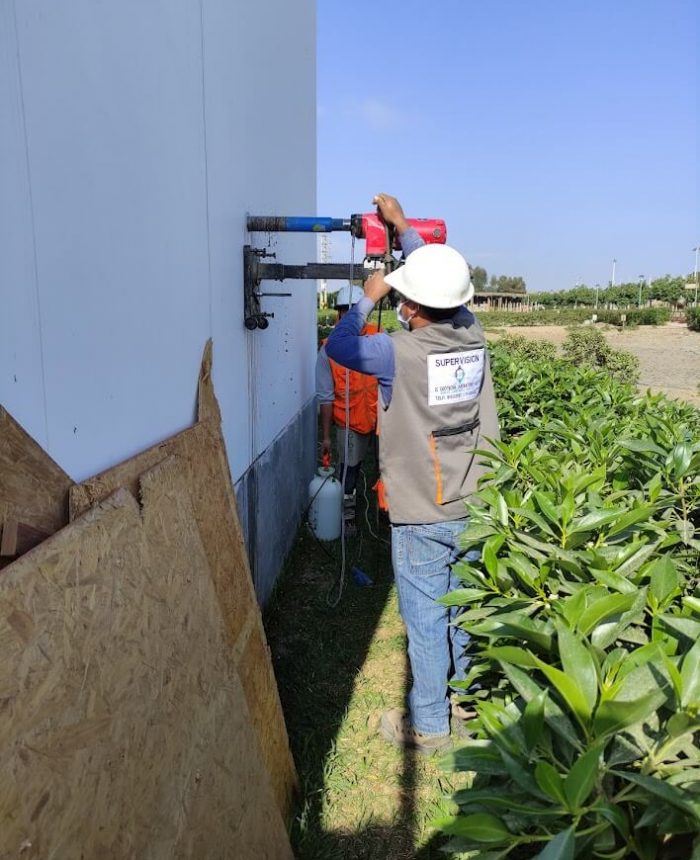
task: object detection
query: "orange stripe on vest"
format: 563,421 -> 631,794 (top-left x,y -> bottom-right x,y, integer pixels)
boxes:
429,433 -> 443,505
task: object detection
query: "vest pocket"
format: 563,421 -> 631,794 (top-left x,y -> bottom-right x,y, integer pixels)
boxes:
430,419 -> 480,505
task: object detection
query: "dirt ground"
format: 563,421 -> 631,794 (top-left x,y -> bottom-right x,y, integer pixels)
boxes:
487,322 -> 700,407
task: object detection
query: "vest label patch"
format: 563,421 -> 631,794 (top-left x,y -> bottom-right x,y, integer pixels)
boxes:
427,349 -> 485,405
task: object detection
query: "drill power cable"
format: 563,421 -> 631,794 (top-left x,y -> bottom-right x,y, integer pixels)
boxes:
326,235 -> 356,608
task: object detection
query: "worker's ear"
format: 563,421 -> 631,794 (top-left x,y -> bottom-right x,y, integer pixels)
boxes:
404,300 -> 420,313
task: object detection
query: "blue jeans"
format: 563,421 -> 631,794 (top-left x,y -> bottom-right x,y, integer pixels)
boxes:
391,520 -> 471,736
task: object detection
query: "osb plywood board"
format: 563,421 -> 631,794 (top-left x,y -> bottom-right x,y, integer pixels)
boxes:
0,458 -> 293,859
0,407 -> 71,534
68,341 -> 298,816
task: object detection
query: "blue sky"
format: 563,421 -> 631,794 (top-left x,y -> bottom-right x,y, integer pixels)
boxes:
317,0 -> 698,292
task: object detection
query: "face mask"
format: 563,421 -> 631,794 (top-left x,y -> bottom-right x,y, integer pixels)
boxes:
396,300 -> 414,331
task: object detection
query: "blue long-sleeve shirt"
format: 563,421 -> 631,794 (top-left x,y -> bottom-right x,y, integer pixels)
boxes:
325,227 -> 476,406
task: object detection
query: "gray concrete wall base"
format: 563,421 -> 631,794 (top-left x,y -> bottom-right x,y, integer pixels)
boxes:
235,397 -> 316,605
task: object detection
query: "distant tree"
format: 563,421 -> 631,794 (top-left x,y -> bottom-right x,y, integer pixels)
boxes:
568,285 -> 596,306
649,275 -> 684,304
471,266 -> 488,291
495,275 -> 527,294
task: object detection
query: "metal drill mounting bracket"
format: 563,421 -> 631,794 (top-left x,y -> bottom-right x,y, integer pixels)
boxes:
243,244 -> 374,331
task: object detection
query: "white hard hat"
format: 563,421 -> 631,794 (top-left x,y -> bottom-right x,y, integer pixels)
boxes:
334,284 -> 365,307
384,244 -> 473,308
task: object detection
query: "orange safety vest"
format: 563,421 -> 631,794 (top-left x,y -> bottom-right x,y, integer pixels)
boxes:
323,323 -> 380,436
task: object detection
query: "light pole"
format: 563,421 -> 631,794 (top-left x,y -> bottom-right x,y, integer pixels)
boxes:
638,275 -> 645,308
693,246 -> 699,307
611,258 -> 617,287
595,283 -> 600,310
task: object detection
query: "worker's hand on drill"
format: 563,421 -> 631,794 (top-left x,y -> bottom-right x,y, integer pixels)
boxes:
364,270 -> 391,305
373,193 -> 409,234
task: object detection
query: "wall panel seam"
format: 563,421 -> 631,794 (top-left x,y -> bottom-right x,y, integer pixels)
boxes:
11,0 -> 50,450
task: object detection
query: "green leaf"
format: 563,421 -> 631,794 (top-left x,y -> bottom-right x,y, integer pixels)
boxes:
453,789 -> 563,817
500,747 -> 544,797
614,541 -> 658,577
659,615 -> 700,647
564,744 -> 602,810
593,689 -> 667,738
438,588 -> 492,606
591,590 -> 648,650
436,812 -> 512,843
523,689 -> 547,751
507,552 -> 539,589
667,712 -> 691,737
588,566 -> 637,594
596,801 -> 629,839
501,664 -> 581,748
485,646 -> 538,668
494,491 -> 509,527
483,535 -> 505,579
606,504 -> 657,537
619,438 -> 666,456
460,522 -> 498,546
533,491 -> 561,527
469,613 -> 553,652
535,761 -> 566,804
669,443 -> 692,478
531,826 -> 575,860
681,639 -> 700,708
558,588 -> 590,627
577,592 -> 638,636
612,771 -> 700,822
556,623 -> 598,716
511,507 -> 557,537
661,652 -> 683,705
444,741 -> 509,775
675,519 -> 695,545
512,428 -> 539,460
648,557 -> 680,606
569,509 -> 621,535
533,656 -> 593,726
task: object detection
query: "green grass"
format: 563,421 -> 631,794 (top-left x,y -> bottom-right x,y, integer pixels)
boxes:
265,468 -> 469,859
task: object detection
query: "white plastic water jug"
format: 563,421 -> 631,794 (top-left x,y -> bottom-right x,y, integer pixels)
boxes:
308,466 -> 342,541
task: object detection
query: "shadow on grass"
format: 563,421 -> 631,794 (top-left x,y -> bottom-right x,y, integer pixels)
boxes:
264,467 -> 451,860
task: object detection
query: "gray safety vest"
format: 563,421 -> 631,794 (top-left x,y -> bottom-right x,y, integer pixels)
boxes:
378,313 -> 498,524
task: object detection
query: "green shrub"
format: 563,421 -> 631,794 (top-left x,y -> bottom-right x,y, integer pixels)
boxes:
597,307 -> 671,326
437,349 -> 700,859
687,308 -> 700,332
477,309 -> 593,328
497,333 -> 557,363
562,327 -> 640,385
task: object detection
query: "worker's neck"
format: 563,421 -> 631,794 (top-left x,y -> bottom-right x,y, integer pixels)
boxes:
410,313 -> 433,331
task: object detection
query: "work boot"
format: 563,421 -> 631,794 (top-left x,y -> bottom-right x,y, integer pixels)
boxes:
451,696 -> 478,722
450,696 -> 478,740
343,492 -> 357,537
379,708 -> 452,755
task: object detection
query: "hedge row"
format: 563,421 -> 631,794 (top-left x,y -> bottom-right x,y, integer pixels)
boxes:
317,306 -> 674,339
438,346 -> 700,858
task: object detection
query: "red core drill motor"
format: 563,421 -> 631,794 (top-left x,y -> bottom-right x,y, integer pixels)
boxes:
349,212 -> 446,265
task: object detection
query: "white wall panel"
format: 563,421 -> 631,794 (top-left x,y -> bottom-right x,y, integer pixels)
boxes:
0,4 -> 47,448
0,0 -> 316,483
202,0 -> 316,475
